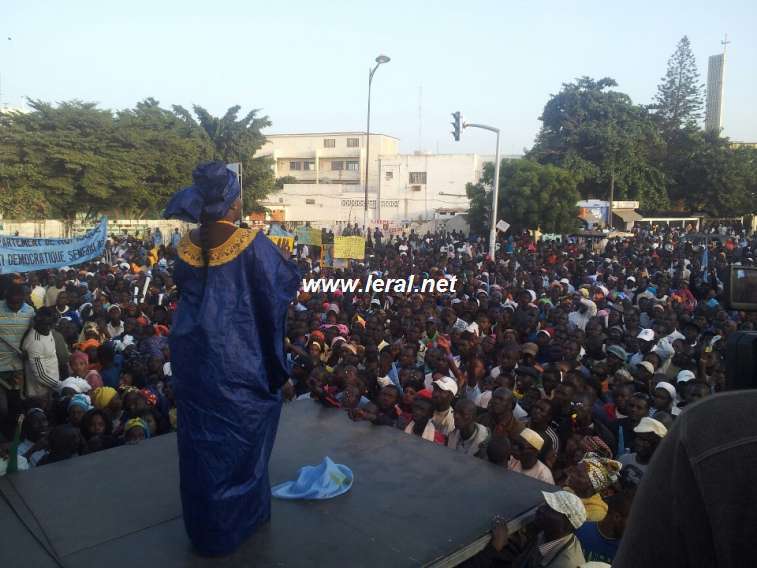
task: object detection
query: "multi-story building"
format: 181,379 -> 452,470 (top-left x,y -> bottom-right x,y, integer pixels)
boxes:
257,131 -> 399,190
705,53 -> 725,133
257,131 -> 500,227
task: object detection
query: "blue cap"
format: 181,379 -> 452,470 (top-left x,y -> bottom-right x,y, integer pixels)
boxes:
272,457 -> 353,500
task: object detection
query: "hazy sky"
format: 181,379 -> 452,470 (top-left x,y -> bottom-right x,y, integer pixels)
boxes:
3,0 -> 756,155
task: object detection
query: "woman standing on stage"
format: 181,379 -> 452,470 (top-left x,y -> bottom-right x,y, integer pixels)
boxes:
164,161 -> 299,556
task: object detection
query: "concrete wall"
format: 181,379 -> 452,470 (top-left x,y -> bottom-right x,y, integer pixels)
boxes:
0,219 -> 192,238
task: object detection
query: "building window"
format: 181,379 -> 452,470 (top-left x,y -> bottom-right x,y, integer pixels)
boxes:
385,170 -> 394,181
303,160 -> 315,171
289,161 -> 301,171
278,198 -> 284,203
409,172 -> 427,184
347,137 -> 360,148
331,161 -> 344,171
345,161 -> 359,171
324,138 -> 336,148
305,198 -> 316,205
410,185 -> 422,192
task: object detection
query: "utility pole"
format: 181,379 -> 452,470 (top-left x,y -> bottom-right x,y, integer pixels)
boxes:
608,169 -> 615,230
450,112 -> 501,261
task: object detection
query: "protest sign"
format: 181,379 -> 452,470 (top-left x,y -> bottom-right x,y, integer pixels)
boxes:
496,220 -> 511,233
334,236 -> 365,260
296,226 -> 322,246
268,235 -> 295,255
321,244 -> 334,267
0,217 -> 108,274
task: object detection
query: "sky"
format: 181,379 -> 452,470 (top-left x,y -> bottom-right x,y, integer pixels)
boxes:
3,0 -> 756,156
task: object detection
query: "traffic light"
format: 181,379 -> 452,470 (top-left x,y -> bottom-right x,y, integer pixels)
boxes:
451,111 -> 463,141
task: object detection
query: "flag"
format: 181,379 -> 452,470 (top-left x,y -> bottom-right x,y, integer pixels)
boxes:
6,415 -> 23,474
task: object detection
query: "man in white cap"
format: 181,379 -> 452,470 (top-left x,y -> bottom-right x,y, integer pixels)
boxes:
508,427 -> 555,485
673,369 -> 699,412
629,328 -> 656,367
474,490 -> 586,567
652,380 -> 679,417
618,416 -> 667,474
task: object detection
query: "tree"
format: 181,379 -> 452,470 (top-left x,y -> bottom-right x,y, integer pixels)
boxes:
171,105 -> 274,212
529,77 -> 668,209
0,98 -> 279,221
466,159 -> 581,234
669,132 -> 756,216
0,99 -> 142,223
652,36 -> 704,132
115,98 -> 213,217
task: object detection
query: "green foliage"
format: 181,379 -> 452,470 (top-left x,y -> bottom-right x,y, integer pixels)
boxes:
0,99 -> 275,220
529,77 -> 668,209
667,130 -> 757,216
171,104 -> 274,213
652,36 -> 704,132
275,176 -> 298,189
466,159 -> 581,234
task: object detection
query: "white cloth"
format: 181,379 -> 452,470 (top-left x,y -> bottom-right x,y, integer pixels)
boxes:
404,420 -> 440,442
107,321 -> 125,338
447,423 -> 490,455
1,454 -> 30,475
22,331 -> 60,397
508,457 -> 555,484
58,376 -> 92,394
513,402 -> 529,421
432,407 -> 455,436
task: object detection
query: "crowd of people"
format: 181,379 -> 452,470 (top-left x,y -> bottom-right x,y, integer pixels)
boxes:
0,218 -> 755,566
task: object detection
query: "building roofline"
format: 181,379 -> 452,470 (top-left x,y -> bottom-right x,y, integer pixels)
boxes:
263,131 -> 400,140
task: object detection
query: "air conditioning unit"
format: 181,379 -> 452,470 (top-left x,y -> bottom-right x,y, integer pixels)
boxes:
411,185 -> 422,192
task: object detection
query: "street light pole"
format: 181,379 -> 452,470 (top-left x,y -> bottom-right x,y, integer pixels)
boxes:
463,122 -> 501,262
364,54 -> 390,233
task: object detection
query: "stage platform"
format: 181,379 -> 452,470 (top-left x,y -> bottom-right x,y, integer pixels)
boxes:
0,402 -> 552,567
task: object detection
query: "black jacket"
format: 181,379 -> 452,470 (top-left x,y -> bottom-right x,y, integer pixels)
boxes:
615,391 -> 757,567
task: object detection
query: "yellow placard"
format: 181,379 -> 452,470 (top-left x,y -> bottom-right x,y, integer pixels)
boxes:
333,236 -> 365,260
268,235 -> 295,255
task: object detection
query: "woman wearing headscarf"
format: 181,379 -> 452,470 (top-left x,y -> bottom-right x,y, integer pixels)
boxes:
164,161 -> 300,556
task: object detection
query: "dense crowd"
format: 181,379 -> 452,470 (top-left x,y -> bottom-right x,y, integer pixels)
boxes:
1,220 -> 755,566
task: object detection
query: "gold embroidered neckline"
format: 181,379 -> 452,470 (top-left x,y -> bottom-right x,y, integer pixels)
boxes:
177,228 -> 257,268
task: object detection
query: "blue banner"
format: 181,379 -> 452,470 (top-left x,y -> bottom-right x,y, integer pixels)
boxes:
0,217 -> 108,274
269,223 -> 294,237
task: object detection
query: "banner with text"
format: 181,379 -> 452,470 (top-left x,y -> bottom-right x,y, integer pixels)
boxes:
0,217 -> 108,275
296,226 -> 322,246
333,236 -> 365,260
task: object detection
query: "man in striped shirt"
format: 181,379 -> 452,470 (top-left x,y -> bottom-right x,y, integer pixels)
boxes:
22,308 -> 61,399
0,283 -> 35,423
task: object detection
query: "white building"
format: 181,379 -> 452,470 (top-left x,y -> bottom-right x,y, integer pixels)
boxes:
705,53 -> 725,133
257,132 -> 493,226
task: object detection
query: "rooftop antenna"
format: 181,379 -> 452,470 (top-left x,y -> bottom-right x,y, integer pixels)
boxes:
721,33 -> 731,55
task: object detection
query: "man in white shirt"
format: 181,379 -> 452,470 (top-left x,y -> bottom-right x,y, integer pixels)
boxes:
22,308 -> 61,399
106,305 -> 125,338
447,399 -> 489,456
568,296 -> 597,331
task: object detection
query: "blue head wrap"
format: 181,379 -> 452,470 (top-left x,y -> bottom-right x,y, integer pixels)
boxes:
68,394 -> 93,412
163,161 -> 241,223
